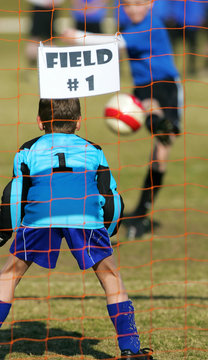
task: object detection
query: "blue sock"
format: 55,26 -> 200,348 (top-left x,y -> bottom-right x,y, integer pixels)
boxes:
107,300 -> 140,353
0,301 -> 12,328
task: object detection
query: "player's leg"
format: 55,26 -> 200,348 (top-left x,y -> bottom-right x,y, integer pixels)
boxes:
0,254 -> 32,327
127,138 -> 173,239
0,226 -> 63,328
93,255 -> 155,359
64,228 -> 155,359
93,253 -> 128,304
93,255 -> 140,353
124,97 -> 173,238
124,81 -> 182,239
65,228 -> 139,352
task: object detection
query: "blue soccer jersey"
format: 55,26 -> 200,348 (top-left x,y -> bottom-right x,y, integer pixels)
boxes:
122,12 -> 179,86
1,134 -> 123,237
71,0 -> 107,23
152,0 -> 173,23
173,1 -> 206,27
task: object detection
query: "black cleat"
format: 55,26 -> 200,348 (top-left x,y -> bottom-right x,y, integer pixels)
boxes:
120,348 -> 156,360
126,217 -> 160,239
122,213 -> 140,228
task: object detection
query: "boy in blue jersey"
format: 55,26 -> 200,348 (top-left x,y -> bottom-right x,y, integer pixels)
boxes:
119,0 -> 183,239
0,98 -> 156,360
63,0 -> 183,239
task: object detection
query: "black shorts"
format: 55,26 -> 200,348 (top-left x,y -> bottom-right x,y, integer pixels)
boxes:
134,78 -> 183,134
30,5 -> 57,39
167,25 -> 198,48
75,20 -> 102,33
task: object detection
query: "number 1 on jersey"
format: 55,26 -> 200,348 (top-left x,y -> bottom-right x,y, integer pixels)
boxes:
53,153 -> 73,172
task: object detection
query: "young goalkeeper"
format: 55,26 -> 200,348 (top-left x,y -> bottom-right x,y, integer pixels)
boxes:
63,0 -> 183,239
0,98 -> 156,360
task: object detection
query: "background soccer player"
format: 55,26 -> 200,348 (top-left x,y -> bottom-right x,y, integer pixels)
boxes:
117,0 -> 183,239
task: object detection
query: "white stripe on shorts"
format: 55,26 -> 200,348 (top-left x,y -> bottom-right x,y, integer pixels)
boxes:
23,228 -> 27,261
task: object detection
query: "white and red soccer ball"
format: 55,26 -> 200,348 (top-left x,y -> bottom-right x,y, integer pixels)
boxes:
104,93 -> 145,135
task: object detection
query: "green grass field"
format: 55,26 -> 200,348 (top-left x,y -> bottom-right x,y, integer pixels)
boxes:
0,3 -> 208,359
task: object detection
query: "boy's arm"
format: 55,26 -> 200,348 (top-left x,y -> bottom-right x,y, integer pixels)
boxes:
0,181 -> 13,246
71,0 -> 109,14
62,28 -> 126,49
0,150 -> 31,247
97,150 -> 124,237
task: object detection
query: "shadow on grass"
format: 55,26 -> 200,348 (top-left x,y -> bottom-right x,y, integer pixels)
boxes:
15,294 -> 208,301
0,321 -> 112,359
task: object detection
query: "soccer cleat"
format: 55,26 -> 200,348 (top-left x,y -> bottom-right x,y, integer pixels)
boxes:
0,230 -> 12,247
120,348 -> 156,360
126,217 -> 160,239
122,214 -> 138,228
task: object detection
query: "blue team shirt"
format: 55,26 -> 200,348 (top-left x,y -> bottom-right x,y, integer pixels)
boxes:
71,0 -> 107,23
153,0 -> 207,27
152,1 -> 173,22
122,12 -> 179,85
171,0 -> 207,27
10,133 -> 122,236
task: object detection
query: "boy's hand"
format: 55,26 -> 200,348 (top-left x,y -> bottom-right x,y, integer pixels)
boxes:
0,231 -> 12,247
62,28 -> 80,45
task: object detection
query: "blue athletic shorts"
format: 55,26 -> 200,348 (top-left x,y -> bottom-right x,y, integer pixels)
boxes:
9,227 -> 113,270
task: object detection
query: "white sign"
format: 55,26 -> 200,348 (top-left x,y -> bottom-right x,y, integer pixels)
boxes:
38,42 -> 120,99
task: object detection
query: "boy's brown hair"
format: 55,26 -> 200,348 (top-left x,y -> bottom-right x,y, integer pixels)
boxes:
38,98 -> 81,133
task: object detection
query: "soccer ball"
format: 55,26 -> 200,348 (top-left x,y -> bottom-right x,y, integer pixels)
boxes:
104,93 -> 145,135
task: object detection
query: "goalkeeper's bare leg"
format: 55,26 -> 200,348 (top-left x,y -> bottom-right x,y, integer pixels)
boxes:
93,254 -> 128,304
92,254 -> 156,359
0,254 -> 32,326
